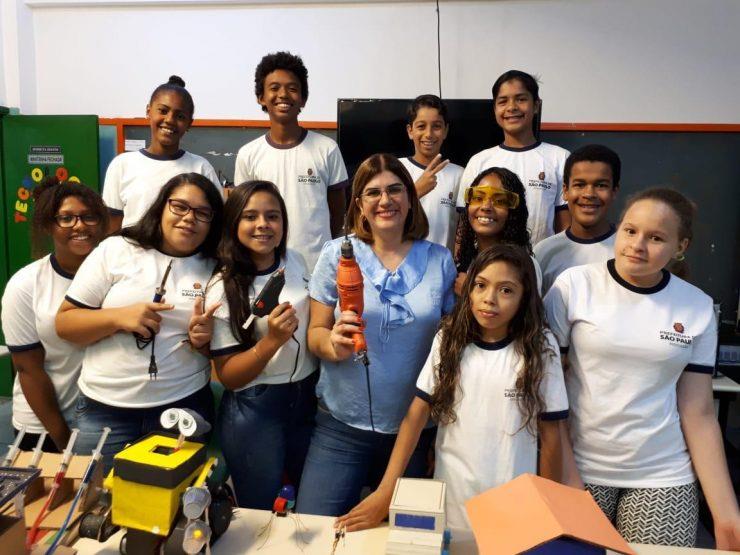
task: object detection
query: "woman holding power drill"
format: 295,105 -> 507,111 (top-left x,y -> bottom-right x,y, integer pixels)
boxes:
297,153 -> 456,516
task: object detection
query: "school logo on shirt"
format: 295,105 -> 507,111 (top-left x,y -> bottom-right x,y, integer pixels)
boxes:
441,191 -> 455,208
298,168 -> 321,184
528,172 -> 553,191
659,324 -> 692,348
504,388 -> 523,399
181,283 -> 205,299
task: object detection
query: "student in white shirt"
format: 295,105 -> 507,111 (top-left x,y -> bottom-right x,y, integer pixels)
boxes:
455,167 -> 542,295
56,173 -> 224,469
234,52 -> 348,270
534,144 -> 620,293
103,75 -> 222,232
399,95 -> 463,251
208,180 -> 317,509
1,179 -> 107,452
337,245 -> 573,535
457,70 -> 570,245
545,188 -> 740,549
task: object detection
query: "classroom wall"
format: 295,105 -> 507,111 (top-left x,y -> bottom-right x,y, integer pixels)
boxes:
5,0 -> 740,123
1,0 -> 36,112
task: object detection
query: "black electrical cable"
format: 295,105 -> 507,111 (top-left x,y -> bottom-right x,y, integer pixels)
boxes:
288,334 -> 301,383
135,328 -> 158,378
436,0 -> 442,97
363,359 -> 375,432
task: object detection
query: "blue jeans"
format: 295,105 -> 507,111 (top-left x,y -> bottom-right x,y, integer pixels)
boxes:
75,384 -> 215,473
295,407 -> 435,516
217,372 -> 317,509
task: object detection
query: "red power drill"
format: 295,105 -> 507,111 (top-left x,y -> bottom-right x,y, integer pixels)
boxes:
336,236 -> 369,366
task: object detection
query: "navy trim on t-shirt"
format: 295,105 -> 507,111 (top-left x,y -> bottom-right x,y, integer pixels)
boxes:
559,345 -> 570,354
607,258 -> 670,295
256,258 -> 281,276
264,128 -> 308,150
565,225 -> 616,245
7,342 -> 43,353
406,157 -> 428,170
64,295 -> 100,310
474,336 -> 513,351
498,141 -> 542,153
684,363 -> 714,374
107,207 -> 124,216
139,148 -> 186,161
50,254 -> 75,280
540,409 -> 569,421
554,204 -> 570,212
414,387 -> 432,404
210,344 -> 250,358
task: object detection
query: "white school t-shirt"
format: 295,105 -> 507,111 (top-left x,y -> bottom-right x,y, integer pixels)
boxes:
103,149 -> 222,228
400,157 -> 463,250
208,249 -> 317,388
234,130 -> 348,271
1,255 -> 80,433
65,236 -> 215,408
456,142 -> 569,245
415,331 -> 568,533
534,226 -> 616,294
544,260 -> 717,488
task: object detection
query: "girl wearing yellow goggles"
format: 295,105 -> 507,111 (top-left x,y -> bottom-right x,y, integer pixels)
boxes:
455,167 -> 541,295
463,185 -> 520,209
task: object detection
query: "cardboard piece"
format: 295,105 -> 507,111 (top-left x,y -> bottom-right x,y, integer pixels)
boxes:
0,513 -> 26,555
0,450 -> 101,531
465,474 -> 635,555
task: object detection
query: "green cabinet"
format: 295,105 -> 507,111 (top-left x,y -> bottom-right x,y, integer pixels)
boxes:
0,113 -> 100,396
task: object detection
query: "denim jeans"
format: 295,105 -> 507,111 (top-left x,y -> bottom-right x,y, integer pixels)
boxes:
295,407 -> 435,516
74,384 -> 215,473
217,372 -> 317,509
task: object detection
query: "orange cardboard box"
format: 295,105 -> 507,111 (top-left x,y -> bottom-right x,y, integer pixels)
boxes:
465,473 -> 635,555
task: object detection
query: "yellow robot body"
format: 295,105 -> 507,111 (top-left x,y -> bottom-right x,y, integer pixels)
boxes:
104,433 -> 207,536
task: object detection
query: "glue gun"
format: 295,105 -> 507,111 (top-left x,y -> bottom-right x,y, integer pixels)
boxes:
243,268 -> 286,329
337,237 -> 369,365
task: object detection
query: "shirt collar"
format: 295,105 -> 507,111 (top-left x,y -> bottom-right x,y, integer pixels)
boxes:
353,238 -> 431,330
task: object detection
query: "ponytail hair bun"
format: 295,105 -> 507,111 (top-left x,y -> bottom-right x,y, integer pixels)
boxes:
168,75 -> 186,88
149,75 -> 194,117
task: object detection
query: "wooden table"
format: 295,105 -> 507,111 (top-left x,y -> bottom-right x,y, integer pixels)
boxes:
73,508 -> 735,554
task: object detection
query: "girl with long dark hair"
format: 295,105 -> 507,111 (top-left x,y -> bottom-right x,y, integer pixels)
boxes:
56,172 -> 223,469
337,244 -> 573,534
208,180 -> 317,509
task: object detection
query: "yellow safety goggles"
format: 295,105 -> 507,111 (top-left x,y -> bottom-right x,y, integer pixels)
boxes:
464,185 -> 520,209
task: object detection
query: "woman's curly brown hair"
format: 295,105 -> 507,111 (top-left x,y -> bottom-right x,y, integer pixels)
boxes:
430,244 -> 553,435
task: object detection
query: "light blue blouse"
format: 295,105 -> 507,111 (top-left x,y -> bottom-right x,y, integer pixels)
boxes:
310,236 -> 456,434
